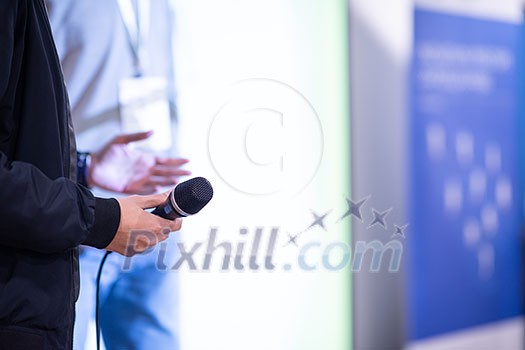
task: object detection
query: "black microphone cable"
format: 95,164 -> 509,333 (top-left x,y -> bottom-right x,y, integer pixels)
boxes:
96,251 -> 112,350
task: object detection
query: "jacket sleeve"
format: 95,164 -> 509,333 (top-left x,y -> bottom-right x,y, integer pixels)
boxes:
0,152 -> 121,253
0,3 -> 120,253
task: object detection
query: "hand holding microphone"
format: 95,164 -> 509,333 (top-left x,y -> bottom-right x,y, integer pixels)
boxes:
107,177 -> 213,256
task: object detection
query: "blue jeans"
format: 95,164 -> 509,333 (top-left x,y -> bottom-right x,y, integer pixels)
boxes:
73,238 -> 180,350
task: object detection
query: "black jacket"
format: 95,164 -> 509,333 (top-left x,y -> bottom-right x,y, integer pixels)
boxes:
0,1 -> 120,349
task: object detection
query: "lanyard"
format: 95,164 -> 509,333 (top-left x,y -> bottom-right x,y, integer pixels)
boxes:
117,0 -> 150,76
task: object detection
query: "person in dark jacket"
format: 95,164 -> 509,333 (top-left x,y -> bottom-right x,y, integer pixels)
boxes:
0,1 -> 182,349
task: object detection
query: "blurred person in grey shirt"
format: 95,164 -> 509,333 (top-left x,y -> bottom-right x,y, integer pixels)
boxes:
46,0 -> 187,349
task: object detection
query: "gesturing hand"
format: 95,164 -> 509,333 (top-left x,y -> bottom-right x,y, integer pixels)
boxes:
88,131 -> 191,194
107,193 -> 183,256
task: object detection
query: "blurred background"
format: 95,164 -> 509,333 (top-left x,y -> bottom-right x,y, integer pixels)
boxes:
86,0 -> 525,349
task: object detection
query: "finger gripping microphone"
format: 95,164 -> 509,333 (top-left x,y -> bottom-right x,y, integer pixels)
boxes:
152,177 -> 213,220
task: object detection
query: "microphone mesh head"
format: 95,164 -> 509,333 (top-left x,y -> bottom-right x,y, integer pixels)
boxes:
173,177 -> 213,215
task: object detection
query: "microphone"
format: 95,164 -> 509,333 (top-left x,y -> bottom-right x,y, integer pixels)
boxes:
151,177 -> 214,220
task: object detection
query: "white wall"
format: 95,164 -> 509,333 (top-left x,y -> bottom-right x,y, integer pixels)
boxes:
171,1 -> 351,350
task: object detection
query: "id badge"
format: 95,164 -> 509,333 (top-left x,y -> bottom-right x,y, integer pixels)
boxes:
119,76 -> 172,152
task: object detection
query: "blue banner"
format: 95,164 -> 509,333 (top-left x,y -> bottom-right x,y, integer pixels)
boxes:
409,8 -> 523,340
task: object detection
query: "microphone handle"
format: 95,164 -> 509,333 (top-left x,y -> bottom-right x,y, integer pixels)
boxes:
151,193 -> 184,220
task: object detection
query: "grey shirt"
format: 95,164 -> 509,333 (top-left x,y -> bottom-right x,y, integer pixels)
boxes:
46,0 -> 177,152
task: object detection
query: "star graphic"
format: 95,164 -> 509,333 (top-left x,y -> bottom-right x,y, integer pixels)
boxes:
284,233 -> 299,247
307,210 -> 331,231
338,196 -> 370,223
367,208 -> 392,230
392,224 -> 408,239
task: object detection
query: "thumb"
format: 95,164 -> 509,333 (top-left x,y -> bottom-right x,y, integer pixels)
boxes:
113,130 -> 154,145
